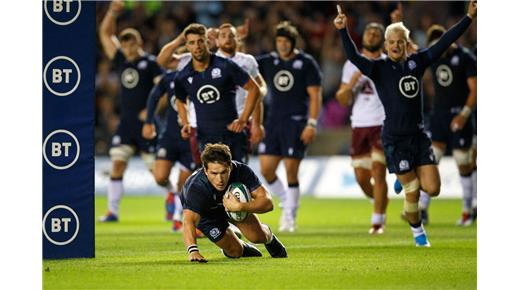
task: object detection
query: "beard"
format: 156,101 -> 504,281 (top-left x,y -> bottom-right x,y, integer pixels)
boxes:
364,43 -> 381,52
219,43 -> 236,54
193,49 -> 209,62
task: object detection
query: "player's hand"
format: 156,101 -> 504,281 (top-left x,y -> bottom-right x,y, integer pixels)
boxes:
467,0 -> 477,19
390,3 -> 403,23
223,192 -> 243,212
450,114 -> 468,132
237,18 -> 250,40
181,124 -> 191,140
249,124 -> 264,145
138,109 -> 147,122
110,0 -> 124,14
142,123 -> 156,140
227,119 -> 246,133
334,5 -> 347,30
300,126 -> 317,145
188,252 -> 208,263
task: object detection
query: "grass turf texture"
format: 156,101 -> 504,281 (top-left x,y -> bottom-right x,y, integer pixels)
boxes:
43,196 -> 476,289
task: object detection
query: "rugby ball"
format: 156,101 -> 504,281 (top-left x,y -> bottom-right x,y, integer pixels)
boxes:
225,182 -> 251,222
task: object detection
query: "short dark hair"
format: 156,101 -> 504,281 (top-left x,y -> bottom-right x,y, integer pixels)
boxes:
275,21 -> 298,49
426,24 -> 446,46
183,23 -> 207,39
119,28 -> 142,44
201,143 -> 232,169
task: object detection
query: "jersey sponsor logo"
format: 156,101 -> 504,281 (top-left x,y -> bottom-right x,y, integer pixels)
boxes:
43,56 -> 81,96
211,68 -> 222,79
293,60 -> 303,69
407,60 -> 417,70
43,129 -> 80,170
274,70 -> 294,92
196,85 -> 221,104
121,68 -> 139,89
398,75 -> 419,98
42,205 -> 80,246
209,227 -> 221,239
44,0 -> 82,26
399,160 -> 410,171
435,65 -> 453,87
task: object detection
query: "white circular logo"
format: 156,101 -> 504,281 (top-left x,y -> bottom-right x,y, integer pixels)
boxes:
43,56 -> 81,96
121,68 -> 139,89
196,85 -> 220,104
43,129 -> 80,170
274,70 -> 294,92
398,75 -> 420,98
435,64 -> 453,87
42,205 -> 80,246
44,0 -> 82,26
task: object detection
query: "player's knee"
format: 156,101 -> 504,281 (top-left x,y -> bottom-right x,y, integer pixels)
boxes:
110,145 -> 134,163
260,167 -> 276,181
352,157 -> 372,170
154,171 -> 169,187
422,180 -> 441,197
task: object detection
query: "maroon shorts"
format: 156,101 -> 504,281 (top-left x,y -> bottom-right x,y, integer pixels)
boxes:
350,126 -> 383,157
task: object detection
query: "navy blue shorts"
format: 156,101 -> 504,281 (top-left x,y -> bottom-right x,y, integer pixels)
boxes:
197,214 -> 230,243
429,109 -> 474,149
382,131 -> 436,174
156,126 -> 196,171
111,118 -> 156,153
259,118 -> 307,159
197,130 -> 248,164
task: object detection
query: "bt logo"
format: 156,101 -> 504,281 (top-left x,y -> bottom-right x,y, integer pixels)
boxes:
43,129 -> 80,170
44,0 -> 82,26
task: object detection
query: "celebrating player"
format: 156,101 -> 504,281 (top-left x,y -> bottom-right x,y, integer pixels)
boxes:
335,22 -> 389,234
142,70 -> 196,230
174,23 -> 261,164
182,144 -> 287,262
424,24 -> 477,226
334,1 -> 477,246
257,21 -> 323,232
98,0 -> 163,222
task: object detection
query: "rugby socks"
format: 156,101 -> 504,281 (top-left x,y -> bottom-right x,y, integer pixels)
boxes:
108,177 -> 123,216
285,183 -> 300,219
173,193 -> 183,221
371,213 -> 385,226
267,176 -> 287,206
409,221 -> 426,238
460,174 -> 473,213
419,190 -> 431,210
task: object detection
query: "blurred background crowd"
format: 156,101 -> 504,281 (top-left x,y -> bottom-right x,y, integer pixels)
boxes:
95,1 -> 477,155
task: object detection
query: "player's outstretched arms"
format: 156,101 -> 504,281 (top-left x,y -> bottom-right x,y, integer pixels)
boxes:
334,5 -> 374,77
183,210 -> 207,263
99,0 -> 123,60
428,0 -> 476,63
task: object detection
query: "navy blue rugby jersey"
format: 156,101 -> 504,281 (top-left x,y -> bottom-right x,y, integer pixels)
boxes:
180,161 -> 261,220
256,51 -> 322,122
145,71 -> 182,138
430,46 -> 477,111
112,49 -> 163,119
339,16 -> 473,137
174,54 -> 250,135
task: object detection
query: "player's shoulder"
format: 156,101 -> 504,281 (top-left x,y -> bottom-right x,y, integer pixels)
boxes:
184,168 -> 206,192
457,46 -> 477,60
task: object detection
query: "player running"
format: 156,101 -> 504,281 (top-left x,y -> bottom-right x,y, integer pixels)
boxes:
423,24 -> 477,226
182,144 -> 287,262
174,23 -> 261,164
334,1 -> 477,246
98,0 -> 163,222
335,22 -> 389,234
257,21 -> 323,232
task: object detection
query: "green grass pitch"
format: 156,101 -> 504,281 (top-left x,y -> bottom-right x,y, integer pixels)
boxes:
43,196 -> 476,289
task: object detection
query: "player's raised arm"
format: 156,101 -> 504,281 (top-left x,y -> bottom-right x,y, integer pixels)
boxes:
334,5 -> 374,77
428,0 -> 476,63
99,0 -> 123,60
157,34 -> 186,69
183,209 -> 207,263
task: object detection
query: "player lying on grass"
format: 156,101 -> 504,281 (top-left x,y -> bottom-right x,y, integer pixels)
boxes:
181,143 -> 287,262
334,1 -> 477,246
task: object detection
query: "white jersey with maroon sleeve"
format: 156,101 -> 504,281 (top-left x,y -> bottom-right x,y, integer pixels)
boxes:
341,56 -> 386,128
